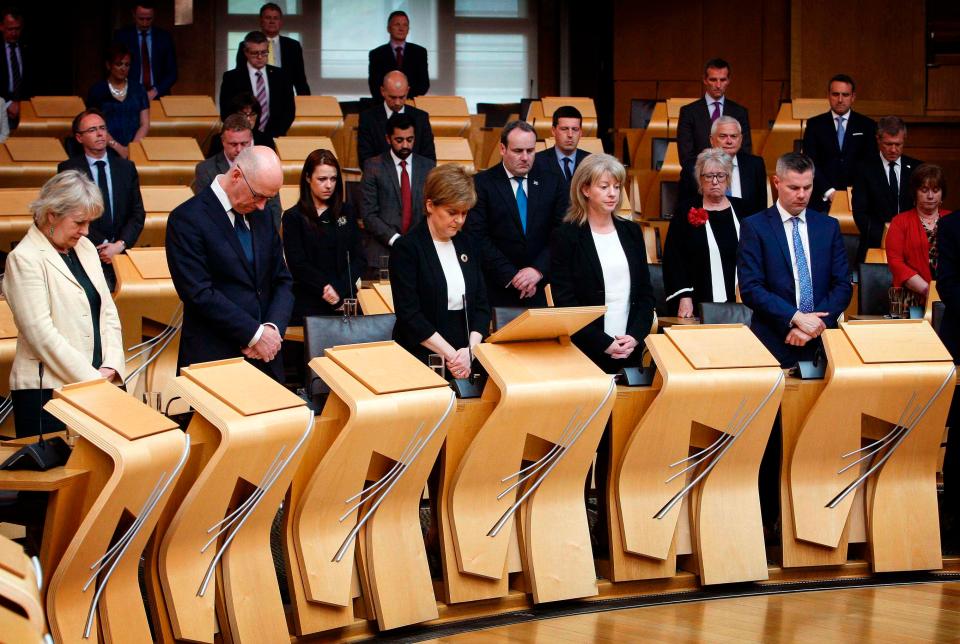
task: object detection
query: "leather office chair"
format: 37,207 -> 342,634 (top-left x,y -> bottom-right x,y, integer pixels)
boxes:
303,313 -> 396,401
857,262 -> 893,316
699,301 -> 753,326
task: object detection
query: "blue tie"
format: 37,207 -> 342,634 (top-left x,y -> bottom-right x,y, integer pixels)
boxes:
792,217 -> 814,313
562,157 -> 572,182
233,211 -> 254,265
836,116 -> 845,149
513,176 -> 528,233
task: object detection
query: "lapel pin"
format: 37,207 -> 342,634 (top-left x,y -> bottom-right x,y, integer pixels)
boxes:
532,180 -> 539,186
460,253 -> 468,263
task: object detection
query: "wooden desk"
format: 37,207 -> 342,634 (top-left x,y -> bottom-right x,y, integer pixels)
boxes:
0,448 -> 87,492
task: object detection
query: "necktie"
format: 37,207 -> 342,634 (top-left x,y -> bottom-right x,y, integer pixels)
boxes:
255,71 -> 269,131
791,217 -> 814,313
513,176 -> 528,233
836,116 -> 845,149
233,211 -> 254,264
395,45 -> 403,68
9,42 -> 20,95
399,159 -> 412,233
711,101 -> 721,122
94,160 -> 114,237
888,160 -> 899,207
562,157 -> 572,182
140,31 -> 152,90
267,39 -> 275,66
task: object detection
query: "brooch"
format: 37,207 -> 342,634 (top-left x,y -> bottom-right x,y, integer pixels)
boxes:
532,180 -> 539,186
337,216 -> 347,227
460,253 -> 468,263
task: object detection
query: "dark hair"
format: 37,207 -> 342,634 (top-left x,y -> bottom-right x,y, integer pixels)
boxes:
387,10 -> 408,23
297,149 -> 344,222
260,2 -> 281,15
910,163 -> 947,200
72,108 -> 107,134
132,1 -> 155,10
829,73 -> 856,92
1,6 -> 23,20
243,30 -> 268,47
704,58 -> 730,75
775,152 -> 816,178
221,113 -> 252,135
876,115 -> 906,138
551,105 -> 582,127
104,42 -> 131,65
227,91 -> 261,116
500,120 -> 536,145
386,112 -> 414,136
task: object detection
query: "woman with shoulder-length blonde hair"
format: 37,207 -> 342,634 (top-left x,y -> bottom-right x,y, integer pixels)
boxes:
550,153 -> 656,374
3,170 -> 125,437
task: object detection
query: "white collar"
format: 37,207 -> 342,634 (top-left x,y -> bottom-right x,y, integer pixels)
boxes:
247,62 -> 266,75
776,200 -> 806,224
882,154 -> 900,168
502,163 -> 525,180
211,174 -> 235,214
389,149 -> 409,166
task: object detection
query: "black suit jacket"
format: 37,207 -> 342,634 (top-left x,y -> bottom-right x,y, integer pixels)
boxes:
0,39 -> 31,102
802,110 -> 878,205
357,105 -> 436,167
677,97 -> 752,166
851,154 -> 922,260
165,188 -> 294,381
466,163 -> 568,307
57,155 -> 146,248
235,35 -> 310,96
533,147 -> 590,184
550,218 -> 656,373
935,212 -> 960,361
677,152 -> 767,219
113,26 -> 177,97
368,41 -> 429,99
389,221 -> 490,360
219,65 -> 295,139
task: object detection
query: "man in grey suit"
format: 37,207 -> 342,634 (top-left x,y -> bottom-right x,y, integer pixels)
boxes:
361,112 -> 435,270
193,113 -> 282,228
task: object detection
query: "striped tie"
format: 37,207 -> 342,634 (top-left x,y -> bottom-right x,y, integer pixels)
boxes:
255,71 -> 269,131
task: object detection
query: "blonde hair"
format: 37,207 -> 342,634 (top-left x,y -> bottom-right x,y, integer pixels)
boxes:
424,163 -> 477,211
564,153 -> 626,225
30,170 -> 103,226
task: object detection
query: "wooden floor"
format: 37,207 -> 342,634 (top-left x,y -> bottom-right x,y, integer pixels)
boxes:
424,582 -> 960,643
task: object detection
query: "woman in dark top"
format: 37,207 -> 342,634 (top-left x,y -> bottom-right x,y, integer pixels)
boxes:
663,147 -> 747,318
551,153 -> 656,374
85,42 -> 149,160
390,164 -> 491,379
209,92 -> 276,156
282,149 -> 366,323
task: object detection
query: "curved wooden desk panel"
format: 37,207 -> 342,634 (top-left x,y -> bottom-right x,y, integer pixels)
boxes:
0,535 -> 45,636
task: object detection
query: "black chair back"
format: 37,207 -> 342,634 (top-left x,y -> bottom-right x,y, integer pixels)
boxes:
492,307 -> 526,332
933,300 -> 945,335
857,263 -> 893,316
841,234 -> 859,277
647,263 -> 668,317
303,314 -> 397,396
660,181 -> 679,219
699,302 -> 753,325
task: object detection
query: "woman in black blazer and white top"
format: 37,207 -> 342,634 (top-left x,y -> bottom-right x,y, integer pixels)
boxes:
551,153 -> 656,374
390,164 -> 491,379
282,148 -> 366,323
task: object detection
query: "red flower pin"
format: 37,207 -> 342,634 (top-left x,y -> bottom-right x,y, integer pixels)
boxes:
687,207 -> 709,227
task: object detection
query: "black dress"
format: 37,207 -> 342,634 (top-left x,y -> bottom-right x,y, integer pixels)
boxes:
281,201 -> 367,324
662,196 -> 746,315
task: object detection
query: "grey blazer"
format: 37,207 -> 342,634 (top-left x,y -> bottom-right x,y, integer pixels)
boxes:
360,151 -> 435,248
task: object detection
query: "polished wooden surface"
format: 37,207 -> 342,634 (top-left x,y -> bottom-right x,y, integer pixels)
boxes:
424,582 -> 960,643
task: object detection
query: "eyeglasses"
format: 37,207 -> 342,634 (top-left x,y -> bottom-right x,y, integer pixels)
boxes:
702,172 -> 729,183
237,165 -> 272,201
77,125 -> 108,135
246,49 -> 269,58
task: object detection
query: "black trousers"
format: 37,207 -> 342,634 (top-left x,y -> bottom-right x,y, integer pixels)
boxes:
12,389 -> 66,438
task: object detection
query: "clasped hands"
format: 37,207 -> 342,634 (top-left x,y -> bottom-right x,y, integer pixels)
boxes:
242,324 -> 282,362
786,311 -> 829,347
444,347 -> 472,379
511,267 -> 542,299
96,241 -> 125,264
605,334 -> 638,359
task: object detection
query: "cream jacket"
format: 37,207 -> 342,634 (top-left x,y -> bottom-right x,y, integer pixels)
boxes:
3,224 -> 125,390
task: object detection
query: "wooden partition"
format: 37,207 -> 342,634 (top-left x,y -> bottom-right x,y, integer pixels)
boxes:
128,137 -> 204,186
0,187 -> 38,253
138,185 -> 193,247
275,135 -> 337,185
434,137 -> 476,173
15,96 -> 85,139
535,97 -> 598,138
413,96 -> 471,137
288,95 -> 345,137
0,138 -> 66,188
149,96 -> 221,149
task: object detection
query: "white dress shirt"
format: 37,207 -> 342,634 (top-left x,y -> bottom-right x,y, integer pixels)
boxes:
705,94 -> 725,117
592,229 -> 631,337
729,157 -> 742,198
247,62 -> 270,104
384,102 -> 405,120
777,200 -> 812,310
433,239 -> 466,310
882,153 -> 902,190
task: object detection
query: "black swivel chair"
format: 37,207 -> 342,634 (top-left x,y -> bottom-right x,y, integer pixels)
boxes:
698,301 -> 753,325
857,262 -> 893,316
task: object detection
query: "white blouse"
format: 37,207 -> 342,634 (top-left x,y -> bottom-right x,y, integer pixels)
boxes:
591,229 -> 631,337
433,239 -> 466,310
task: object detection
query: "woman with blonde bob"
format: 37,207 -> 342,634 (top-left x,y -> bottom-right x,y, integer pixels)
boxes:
3,170 -> 125,437
550,153 -> 655,374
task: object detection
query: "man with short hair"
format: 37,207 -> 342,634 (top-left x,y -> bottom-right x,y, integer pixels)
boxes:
802,73 -> 878,209
166,146 -> 293,382
234,3 -> 310,96
357,70 -> 435,167
0,7 -> 29,127
361,112 -> 436,266
113,2 -> 178,100
678,115 -> 767,217
467,120 -> 567,307
368,10 -> 429,100
57,109 -> 145,291
677,58 -> 752,167
192,113 -> 253,194
219,30 -> 296,139
851,115 -> 922,262
534,105 -> 590,184
737,152 -> 852,368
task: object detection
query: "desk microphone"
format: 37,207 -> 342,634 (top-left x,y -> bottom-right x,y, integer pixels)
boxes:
0,362 -> 71,471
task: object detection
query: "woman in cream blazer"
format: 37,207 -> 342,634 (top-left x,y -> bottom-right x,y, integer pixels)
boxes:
3,170 -> 124,437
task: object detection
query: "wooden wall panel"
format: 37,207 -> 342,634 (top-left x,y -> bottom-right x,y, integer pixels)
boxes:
613,4 -> 703,81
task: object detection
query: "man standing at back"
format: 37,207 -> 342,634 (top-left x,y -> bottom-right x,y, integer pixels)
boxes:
357,70 -> 435,167
467,120 -> 567,307
234,3 -> 310,96
219,31 -> 296,139
113,1 -> 177,100
166,146 -> 293,382
677,58 -> 752,167
0,7 -> 30,128
368,10 -> 429,100
534,105 -> 590,186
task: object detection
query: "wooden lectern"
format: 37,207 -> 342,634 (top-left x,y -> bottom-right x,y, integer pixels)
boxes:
41,379 -> 189,644
286,341 -> 454,634
447,307 -> 616,604
616,325 -> 784,585
782,320 -> 955,572
155,358 -> 312,643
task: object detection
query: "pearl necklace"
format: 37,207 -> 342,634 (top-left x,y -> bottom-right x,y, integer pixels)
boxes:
107,80 -> 127,100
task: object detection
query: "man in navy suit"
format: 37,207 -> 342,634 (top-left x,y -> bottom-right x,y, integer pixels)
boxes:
467,120 -> 568,307
219,31 -> 296,139
233,3 -> 310,96
677,58 -> 752,167
533,105 -> 590,185
367,10 -> 429,100
738,152 -> 852,368
802,73 -> 878,210
113,2 -> 177,100
166,146 -> 293,382
1,8 -> 29,128
357,70 -> 435,167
